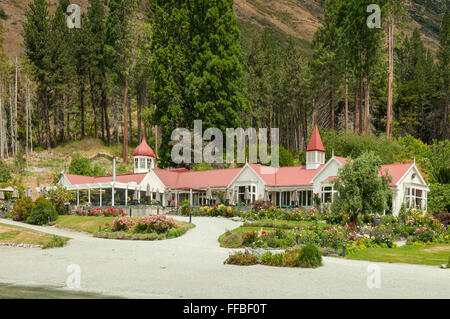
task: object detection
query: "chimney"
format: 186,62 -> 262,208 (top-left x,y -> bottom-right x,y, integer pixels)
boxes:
112,157 -> 116,182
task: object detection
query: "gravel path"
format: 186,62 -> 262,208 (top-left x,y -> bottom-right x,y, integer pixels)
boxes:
0,217 -> 449,299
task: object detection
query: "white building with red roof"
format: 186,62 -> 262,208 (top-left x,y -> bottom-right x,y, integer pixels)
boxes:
58,125 -> 429,216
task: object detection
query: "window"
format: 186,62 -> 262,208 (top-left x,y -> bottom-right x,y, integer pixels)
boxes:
134,158 -> 139,169
404,186 -> 427,211
321,186 -> 337,203
147,158 -> 152,169
139,158 -> 146,169
298,190 -> 313,207
236,185 -> 257,203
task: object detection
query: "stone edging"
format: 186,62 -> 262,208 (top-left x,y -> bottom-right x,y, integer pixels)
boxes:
0,242 -> 43,249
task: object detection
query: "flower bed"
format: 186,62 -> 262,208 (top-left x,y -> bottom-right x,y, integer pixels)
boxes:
224,244 -> 323,268
191,204 -> 240,217
93,214 -> 193,240
75,207 -> 127,217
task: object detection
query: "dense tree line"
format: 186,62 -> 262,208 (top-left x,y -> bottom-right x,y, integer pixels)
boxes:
0,0 -> 447,168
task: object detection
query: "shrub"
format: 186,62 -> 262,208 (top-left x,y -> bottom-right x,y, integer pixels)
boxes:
26,201 -> 58,225
434,213 -> 450,228
297,244 -> 322,268
242,231 -> 256,245
147,215 -> 176,234
224,251 -> 258,266
0,160 -> 12,182
68,153 -> 93,176
428,183 -> 450,215
112,216 -> 135,232
181,200 -> 191,216
42,235 -> 68,249
44,185 -> 74,214
252,200 -> 274,211
12,197 -> 35,221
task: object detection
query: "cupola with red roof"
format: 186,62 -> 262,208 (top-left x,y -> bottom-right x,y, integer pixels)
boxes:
133,136 -> 155,173
306,125 -> 325,170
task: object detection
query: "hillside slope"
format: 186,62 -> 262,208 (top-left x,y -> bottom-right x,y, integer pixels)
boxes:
0,0 -> 447,58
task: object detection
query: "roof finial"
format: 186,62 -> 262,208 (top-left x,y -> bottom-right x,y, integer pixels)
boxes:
413,157 -> 416,164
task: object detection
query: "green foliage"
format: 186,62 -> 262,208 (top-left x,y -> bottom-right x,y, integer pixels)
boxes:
69,153 -> 93,176
297,244 -> 323,268
26,199 -> 58,225
42,235 -> 69,249
11,197 -> 36,222
278,145 -> 294,167
332,151 -> 391,221
320,128 -> 403,164
0,160 -> 12,183
43,185 -> 74,214
191,163 -> 212,171
149,0 -> 248,167
428,183 -> 450,215
181,199 -> 191,216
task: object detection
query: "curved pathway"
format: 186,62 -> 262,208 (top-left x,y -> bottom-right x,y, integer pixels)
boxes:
0,217 -> 449,298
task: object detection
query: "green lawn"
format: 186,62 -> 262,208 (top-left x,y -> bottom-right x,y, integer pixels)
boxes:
347,244 -> 450,266
54,215 -> 116,233
0,223 -> 69,249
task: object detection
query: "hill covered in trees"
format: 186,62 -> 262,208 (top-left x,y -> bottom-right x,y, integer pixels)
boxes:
0,0 -> 448,170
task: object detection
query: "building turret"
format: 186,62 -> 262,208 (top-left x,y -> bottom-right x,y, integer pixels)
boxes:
306,125 -> 325,170
133,137 -> 155,173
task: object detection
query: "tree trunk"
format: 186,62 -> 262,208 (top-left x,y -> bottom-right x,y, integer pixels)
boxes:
344,71 -> 349,133
9,84 -> 14,156
386,19 -> 394,138
79,79 -> 85,138
102,81 -> 111,144
123,76 -> 128,163
364,77 -> 370,136
42,86 -> 51,150
128,96 -> 132,144
354,81 -> 359,133
329,67 -> 335,130
0,80 -> 3,159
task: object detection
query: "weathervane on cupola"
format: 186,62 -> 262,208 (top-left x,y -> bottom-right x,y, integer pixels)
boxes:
133,136 -> 156,173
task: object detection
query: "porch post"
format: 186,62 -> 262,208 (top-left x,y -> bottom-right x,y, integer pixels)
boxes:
88,187 -> 91,205
76,188 -> 80,206
100,187 -> 102,206
125,185 -> 128,206
189,189 -> 193,207
112,184 -> 115,206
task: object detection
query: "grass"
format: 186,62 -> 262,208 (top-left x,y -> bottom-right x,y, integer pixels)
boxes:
54,215 -> 117,233
0,223 -> 69,249
347,244 -> 450,266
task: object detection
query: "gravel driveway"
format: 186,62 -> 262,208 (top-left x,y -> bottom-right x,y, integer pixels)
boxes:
0,217 -> 449,299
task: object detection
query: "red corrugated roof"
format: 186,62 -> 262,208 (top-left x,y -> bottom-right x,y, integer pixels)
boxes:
63,161 -> 415,189
379,163 -> 413,185
133,136 -> 155,157
249,163 -> 323,186
64,173 -> 147,185
153,167 -> 242,189
306,125 -> 325,152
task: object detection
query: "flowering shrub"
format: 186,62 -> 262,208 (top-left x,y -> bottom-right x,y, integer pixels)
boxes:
145,215 -> 176,234
193,205 -> 239,217
76,207 -> 126,217
244,207 -> 321,222
112,216 -> 135,231
224,251 -> 258,266
242,231 -> 256,245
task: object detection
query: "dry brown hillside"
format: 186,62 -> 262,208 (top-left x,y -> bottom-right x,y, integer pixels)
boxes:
0,0 -> 446,58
